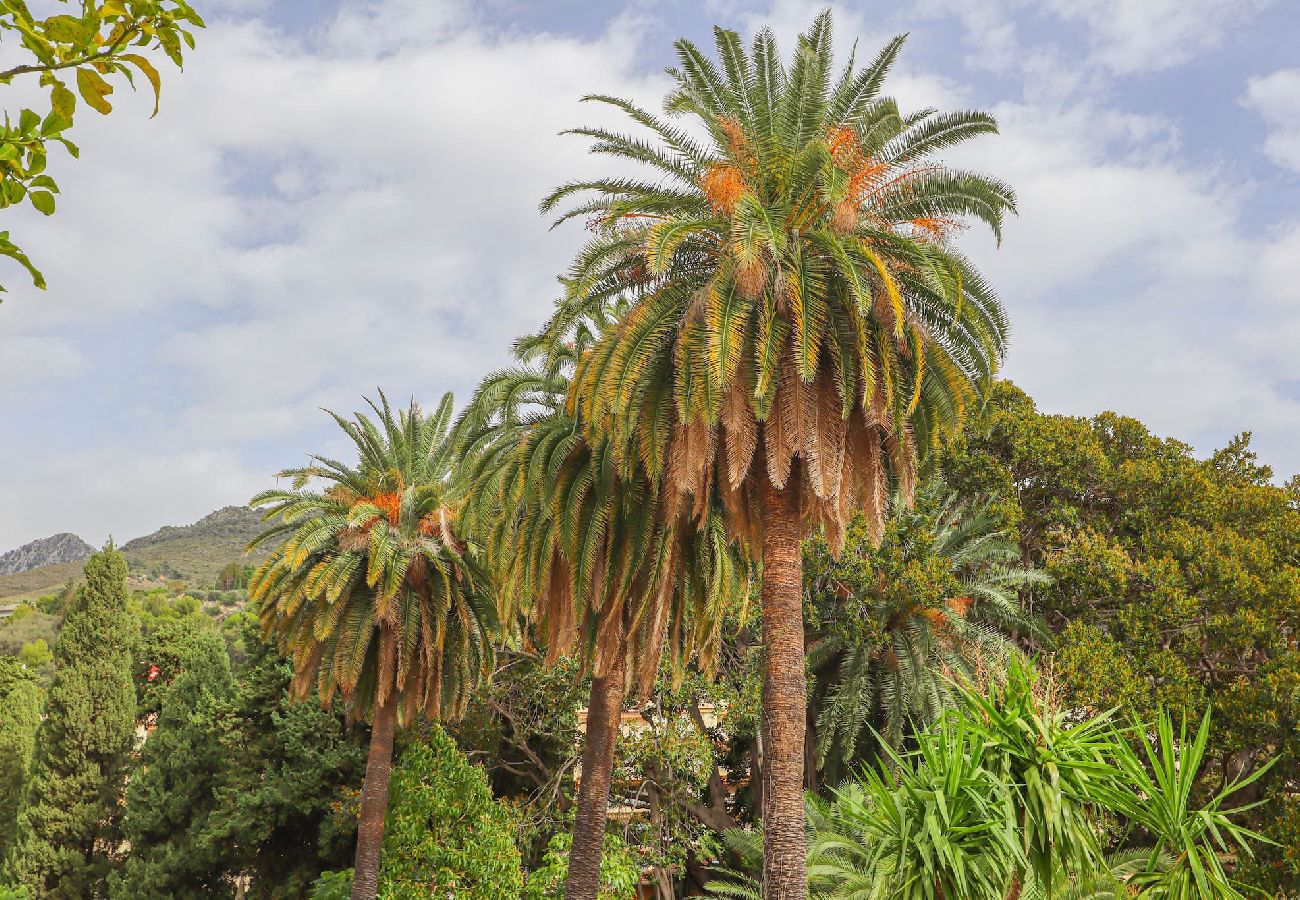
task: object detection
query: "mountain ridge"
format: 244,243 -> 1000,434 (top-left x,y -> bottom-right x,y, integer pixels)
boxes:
0,505 -> 267,602
0,532 -> 96,577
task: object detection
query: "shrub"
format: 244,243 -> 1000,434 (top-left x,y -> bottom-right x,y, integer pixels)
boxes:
378,727 -> 523,898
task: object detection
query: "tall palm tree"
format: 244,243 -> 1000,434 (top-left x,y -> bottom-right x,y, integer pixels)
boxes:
248,393 -> 496,900
808,489 -> 1048,780
541,13 -> 1014,895
457,328 -> 750,900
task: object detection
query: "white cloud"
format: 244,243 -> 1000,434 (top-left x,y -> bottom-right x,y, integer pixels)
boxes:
1043,0 -> 1275,74
0,335 -> 85,388
1244,68 -> 1300,172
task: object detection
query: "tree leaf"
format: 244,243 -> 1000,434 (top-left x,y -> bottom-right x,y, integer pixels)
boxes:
50,81 -> 77,122
29,190 -> 55,215
43,14 -> 95,46
76,67 -> 114,115
121,54 -> 161,117
0,233 -> 47,290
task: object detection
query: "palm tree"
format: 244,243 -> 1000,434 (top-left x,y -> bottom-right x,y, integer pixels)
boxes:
248,393 -> 496,900
541,13 -> 1014,894
808,489 -> 1048,780
457,329 -> 750,900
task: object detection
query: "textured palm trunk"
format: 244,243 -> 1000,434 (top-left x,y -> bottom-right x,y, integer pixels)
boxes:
351,697 -> 397,900
564,649 -> 627,900
760,467 -> 807,900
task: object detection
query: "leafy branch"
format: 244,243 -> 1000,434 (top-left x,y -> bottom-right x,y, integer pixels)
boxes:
0,0 -> 205,295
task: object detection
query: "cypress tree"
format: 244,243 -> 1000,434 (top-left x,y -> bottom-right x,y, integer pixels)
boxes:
4,547 -> 137,895
0,659 -> 41,863
110,626 -> 236,898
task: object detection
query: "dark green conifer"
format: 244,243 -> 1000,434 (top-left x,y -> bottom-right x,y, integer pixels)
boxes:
110,627 -> 235,898
4,547 -> 137,896
0,659 -> 41,862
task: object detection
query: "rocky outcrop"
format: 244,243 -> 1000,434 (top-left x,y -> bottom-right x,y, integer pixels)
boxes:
0,533 -> 95,576
121,506 -> 264,551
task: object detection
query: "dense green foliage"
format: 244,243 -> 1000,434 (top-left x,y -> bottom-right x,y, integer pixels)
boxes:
3,549 -> 137,895
206,617 -> 366,897
938,382 -> 1300,888
377,728 -> 522,898
111,627 -> 236,897
805,489 -> 1046,777
0,660 -> 40,862
711,665 -> 1270,899
521,832 -> 641,900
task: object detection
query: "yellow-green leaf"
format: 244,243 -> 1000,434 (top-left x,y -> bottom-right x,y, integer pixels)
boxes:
120,54 -> 161,117
101,0 -> 129,16
43,15 -> 94,46
75,67 -> 113,115
29,191 -> 55,216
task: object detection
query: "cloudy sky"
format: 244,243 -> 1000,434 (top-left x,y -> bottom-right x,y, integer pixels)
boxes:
2,0 -> 1299,551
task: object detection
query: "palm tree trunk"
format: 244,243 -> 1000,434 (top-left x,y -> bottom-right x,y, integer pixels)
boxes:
351,697 -> 397,900
759,465 -> 807,900
564,649 -> 627,900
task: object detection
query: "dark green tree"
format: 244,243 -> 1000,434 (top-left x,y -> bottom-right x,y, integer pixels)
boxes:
4,548 -> 137,895
110,628 -> 236,898
939,382 -> 1300,893
0,660 -> 41,863
207,618 -> 366,897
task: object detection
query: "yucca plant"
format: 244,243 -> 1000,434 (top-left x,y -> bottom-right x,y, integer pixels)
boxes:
809,489 -> 1048,780
248,393 -> 496,900
708,720 -> 1025,900
1019,851 -> 1173,900
457,328 -> 751,900
1099,710 -> 1275,899
955,659 -> 1116,898
542,13 -> 1014,894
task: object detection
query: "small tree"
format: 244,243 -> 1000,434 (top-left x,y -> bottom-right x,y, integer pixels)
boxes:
110,628 -> 236,898
4,548 -> 137,895
378,727 -> 523,898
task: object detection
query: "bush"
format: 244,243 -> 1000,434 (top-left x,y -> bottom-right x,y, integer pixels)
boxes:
309,868 -> 352,899
522,831 -> 640,900
379,727 -> 523,898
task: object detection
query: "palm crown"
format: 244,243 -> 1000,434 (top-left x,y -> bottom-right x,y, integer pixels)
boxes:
457,323 -> 751,693
542,13 -> 1014,552
249,393 -> 495,724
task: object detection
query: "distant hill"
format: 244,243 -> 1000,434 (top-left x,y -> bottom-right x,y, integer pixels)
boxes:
0,506 -> 268,603
122,506 -> 264,552
0,533 -> 95,576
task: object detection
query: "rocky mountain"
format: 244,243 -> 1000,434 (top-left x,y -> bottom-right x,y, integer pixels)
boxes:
121,505 -> 264,551
0,532 -> 95,576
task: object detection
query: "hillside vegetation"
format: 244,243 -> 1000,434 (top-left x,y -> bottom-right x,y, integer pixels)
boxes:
0,507 -> 265,604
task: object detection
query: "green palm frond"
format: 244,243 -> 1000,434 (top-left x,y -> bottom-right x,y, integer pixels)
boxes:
809,485 -> 1050,778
